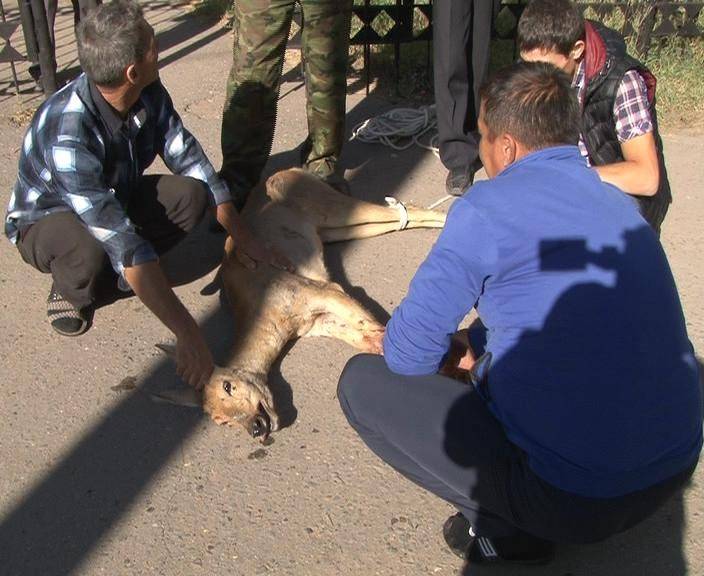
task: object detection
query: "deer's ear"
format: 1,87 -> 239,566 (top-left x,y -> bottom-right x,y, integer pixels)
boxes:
155,343 -> 177,358
149,387 -> 202,408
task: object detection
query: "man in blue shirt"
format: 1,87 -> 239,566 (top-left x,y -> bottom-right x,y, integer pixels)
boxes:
338,62 -> 701,565
5,1 -> 285,389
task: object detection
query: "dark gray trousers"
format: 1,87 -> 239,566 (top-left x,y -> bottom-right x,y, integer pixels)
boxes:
17,175 -> 208,310
18,0 -> 101,62
338,353 -> 696,542
432,0 -> 495,171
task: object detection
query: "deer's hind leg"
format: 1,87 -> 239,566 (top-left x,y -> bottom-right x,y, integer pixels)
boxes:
265,169 -> 446,242
301,282 -> 385,353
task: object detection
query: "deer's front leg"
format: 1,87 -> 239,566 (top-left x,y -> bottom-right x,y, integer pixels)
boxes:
304,284 -> 385,353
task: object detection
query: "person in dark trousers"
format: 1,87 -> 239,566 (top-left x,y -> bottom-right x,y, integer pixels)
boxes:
18,0 -> 102,85
5,0 -> 285,389
338,62 -> 701,566
433,0 -> 497,196
518,0 -> 671,234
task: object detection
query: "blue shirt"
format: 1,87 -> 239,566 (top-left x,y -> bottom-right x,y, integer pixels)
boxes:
5,74 -> 230,280
384,146 -> 702,498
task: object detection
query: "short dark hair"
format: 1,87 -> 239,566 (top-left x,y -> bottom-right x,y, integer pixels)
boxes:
479,61 -> 581,150
76,0 -> 152,87
517,0 -> 585,56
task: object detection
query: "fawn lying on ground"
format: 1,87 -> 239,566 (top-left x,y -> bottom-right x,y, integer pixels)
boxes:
157,168 -> 447,440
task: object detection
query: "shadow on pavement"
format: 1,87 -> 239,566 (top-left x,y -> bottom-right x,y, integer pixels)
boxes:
0,85 -> 432,573
0,306 -> 222,576
0,9 -> 697,575
452,233 -> 701,576
0,3 -> 226,100
460,467 -> 692,576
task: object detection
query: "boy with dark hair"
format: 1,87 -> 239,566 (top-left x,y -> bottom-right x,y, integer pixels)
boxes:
518,0 -> 670,233
337,61 -> 700,565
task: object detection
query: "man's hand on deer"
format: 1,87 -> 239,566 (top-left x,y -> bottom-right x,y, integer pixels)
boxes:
232,224 -> 293,272
440,329 -> 476,380
175,324 -> 214,389
363,327 -> 385,355
122,261 -> 215,390
215,201 -> 293,271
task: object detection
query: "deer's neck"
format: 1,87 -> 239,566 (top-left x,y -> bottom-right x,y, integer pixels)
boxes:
228,313 -> 296,375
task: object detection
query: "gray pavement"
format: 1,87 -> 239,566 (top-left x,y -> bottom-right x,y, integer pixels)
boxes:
0,2 -> 702,575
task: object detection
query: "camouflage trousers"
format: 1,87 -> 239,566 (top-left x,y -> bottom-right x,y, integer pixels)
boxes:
221,0 -> 353,207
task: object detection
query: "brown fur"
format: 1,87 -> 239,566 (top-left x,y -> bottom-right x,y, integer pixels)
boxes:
191,169 -> 446,438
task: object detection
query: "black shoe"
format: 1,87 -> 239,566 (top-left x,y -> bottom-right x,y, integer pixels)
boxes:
445,165 -> 476,197
321,173 -> 351,195
28,64 -> 41,83
442,512 -> 554,565
302,150 -> 350,195
28,62 -> 58,89
308,169 -> 351,195
47,284 -> 92,336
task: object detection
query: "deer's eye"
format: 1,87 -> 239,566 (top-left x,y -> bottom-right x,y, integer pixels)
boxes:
223,380 -> 233,396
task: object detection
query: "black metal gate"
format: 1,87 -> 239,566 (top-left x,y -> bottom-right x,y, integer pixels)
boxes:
4,0 -> 704,96
345,1 -> 704,92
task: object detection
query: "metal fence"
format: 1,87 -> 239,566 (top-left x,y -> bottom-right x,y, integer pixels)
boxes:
3,1 -> 704,95
346,1 -> 704,45
341,0 -> 704,91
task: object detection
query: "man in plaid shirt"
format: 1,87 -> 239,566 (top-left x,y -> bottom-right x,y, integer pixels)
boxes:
517,0 -> 671,234
5,0 -> 285,389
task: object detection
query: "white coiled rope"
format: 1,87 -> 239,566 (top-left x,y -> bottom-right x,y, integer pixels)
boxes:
351,105 -> 453,209
351,104 -> 440,157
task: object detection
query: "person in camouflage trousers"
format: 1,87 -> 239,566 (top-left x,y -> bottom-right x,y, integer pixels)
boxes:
221,0 -> 353,207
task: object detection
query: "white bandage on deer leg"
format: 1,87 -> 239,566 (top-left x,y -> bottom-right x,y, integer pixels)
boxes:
384,196 -> 409,231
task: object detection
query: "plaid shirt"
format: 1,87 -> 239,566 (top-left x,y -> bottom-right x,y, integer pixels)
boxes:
5,74 -> 230,278
573,60 -> 654,163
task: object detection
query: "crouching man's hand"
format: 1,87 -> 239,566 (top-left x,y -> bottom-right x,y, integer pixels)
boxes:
124,261 -> 214,389
175,323 -> 214,389
363,327 -> 385,355
231,224 -> 293,272
440,329 -> 476,380
215,201 -> 293,272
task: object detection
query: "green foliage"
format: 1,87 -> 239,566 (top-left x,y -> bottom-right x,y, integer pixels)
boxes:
646,38 -> 704,128
576,1 -> 704,126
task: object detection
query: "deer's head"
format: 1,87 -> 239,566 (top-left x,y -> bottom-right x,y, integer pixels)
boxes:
154,345 -> 278,441
202,366 -> 277,439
